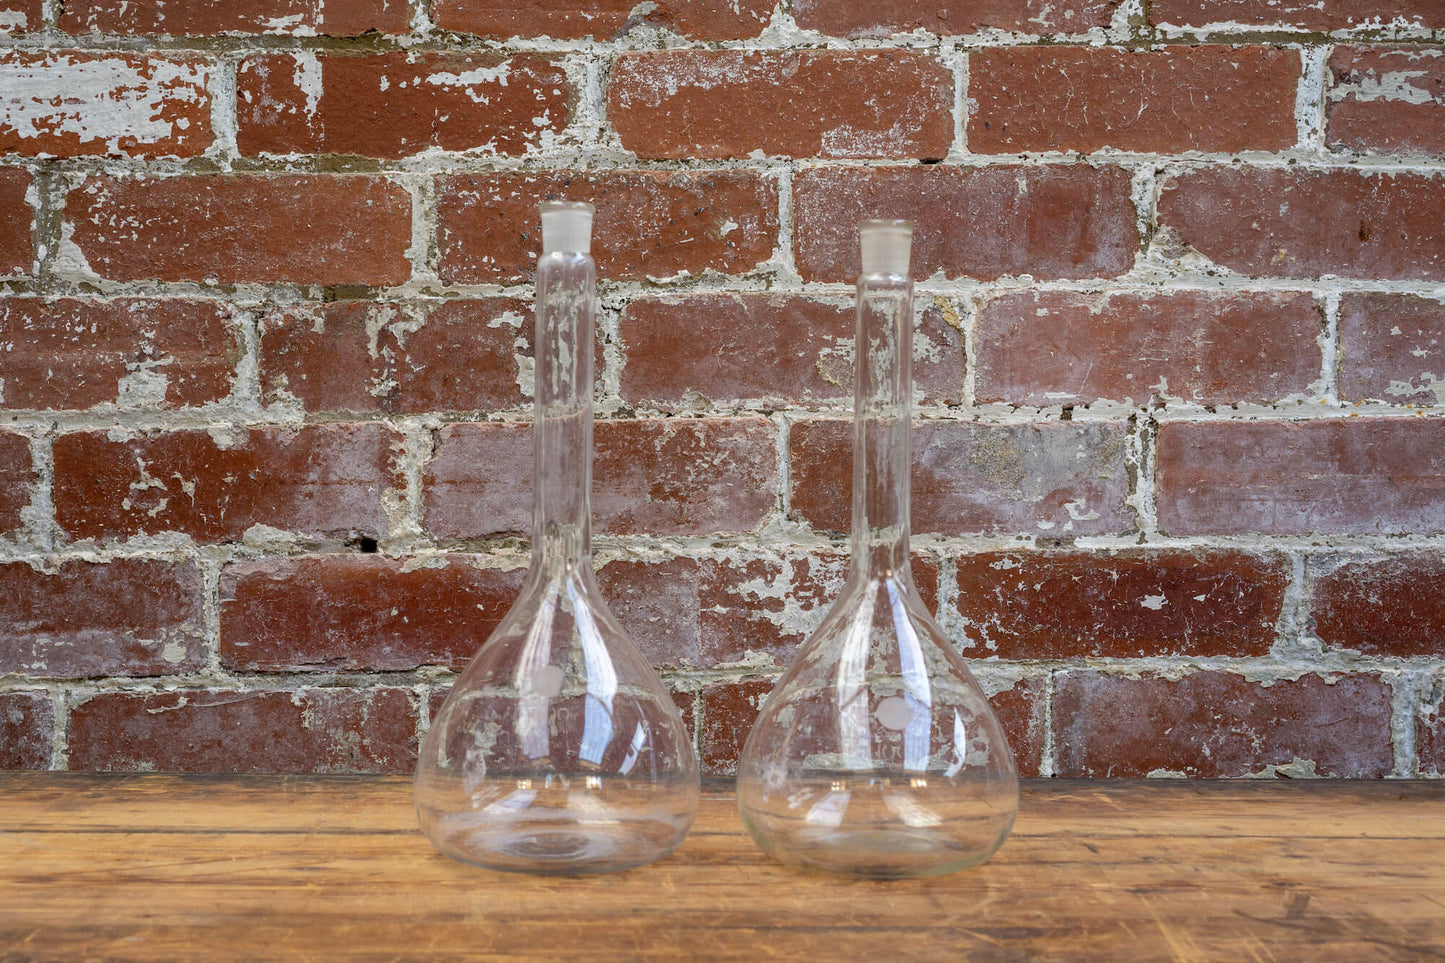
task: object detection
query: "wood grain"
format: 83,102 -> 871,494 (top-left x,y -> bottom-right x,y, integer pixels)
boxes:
1,775 -> 1442,961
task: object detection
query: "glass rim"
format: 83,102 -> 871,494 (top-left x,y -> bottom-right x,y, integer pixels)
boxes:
540,200 -> 596,215
859,218 -> 913,234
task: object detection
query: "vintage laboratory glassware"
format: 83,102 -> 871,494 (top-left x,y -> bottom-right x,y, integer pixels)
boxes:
736,220 -> 1018,878
415,201 -> 700,874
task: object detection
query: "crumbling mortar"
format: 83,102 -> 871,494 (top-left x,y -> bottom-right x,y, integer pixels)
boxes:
1295,44 -> 1329,153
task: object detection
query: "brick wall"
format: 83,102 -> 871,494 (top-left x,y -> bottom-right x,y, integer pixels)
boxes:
1,1 -> 1443,778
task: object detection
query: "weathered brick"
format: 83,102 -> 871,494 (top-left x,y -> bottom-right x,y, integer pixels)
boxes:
1339,293 -> 1445,405
790,419 -> 1132,536
0,168 -> 33,274
1313,554 -> 1445,657
1328,46 -> 1445,156
259,299 -> 535,414
698,552 -> 940,668
1157,168 -> 1445,281
792,0 -> 1120,36
67,688 -> 418,773
0,0 -> 42,34
432,0 -> 772,40
1150,0 -> 1445,31
610,51 -> 952,160
67,175 -> 411,285
237,53 -> 570,159
0,52 -> 211,157
59,0 -> 409,35
0,430 -> 31,532
53,424 -> 400,543
975,290 -> 1321,406
0,298 -> 239,410
1054,672 -> 1394,778
794,165 -> 1136,282
220,555 -> 525,672
955,551 -> 1288,659
1157,418 -> 1445,536
619,293 -> 963,409
0,559 -> 206,677
596,557 -> 704,668
699,678 -> 773,775
436,170 -> 777,284
1421,682 -> 1445,776
990,677 -> 1047,778
424,418 -> 777,539
970,46 -> 1298,154
0,692 -> 52,769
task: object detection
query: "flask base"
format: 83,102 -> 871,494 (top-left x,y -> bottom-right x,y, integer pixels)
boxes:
419,809 -> 690,875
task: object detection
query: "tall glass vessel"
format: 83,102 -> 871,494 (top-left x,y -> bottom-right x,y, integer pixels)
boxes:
737,220 -> 1018,878
415,202 -> 699,874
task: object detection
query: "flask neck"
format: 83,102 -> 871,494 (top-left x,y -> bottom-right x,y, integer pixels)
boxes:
532,250 -> 595,573
851,271 -> 913,581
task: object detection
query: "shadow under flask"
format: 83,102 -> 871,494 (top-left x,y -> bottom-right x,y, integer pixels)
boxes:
414,201 -> 700,874
737,220 -> 1018,878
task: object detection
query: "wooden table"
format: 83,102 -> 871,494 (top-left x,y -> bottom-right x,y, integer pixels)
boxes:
1,775 -> 1442,960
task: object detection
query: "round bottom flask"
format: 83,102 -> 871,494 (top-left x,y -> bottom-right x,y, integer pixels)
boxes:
737,221 -> 1018,878
415,202 -> 699,874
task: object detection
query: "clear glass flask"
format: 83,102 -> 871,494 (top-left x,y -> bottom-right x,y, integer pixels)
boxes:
415,201 -> 700,874
736,220 -> 1018,878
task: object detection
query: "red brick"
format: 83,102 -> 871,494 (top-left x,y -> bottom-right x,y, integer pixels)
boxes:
67,175 -> 411,285
237,53 -> 570,159
59,0 -> 409,35
259,299 -> 536,414
68,688 -> 418,773
1158,418 -> 1445,536
595,557 -> 703,668
221,555 -> 525,672
0,559 -> 206,677
1053,672 -> 1394,778
1339,293 -> 1445,405
1157,168 -> 1445,281
790,419 -> 1132,536
0,168 -> 33,274
0,0 -> 42,34
436,170 -> 777,284
0,692 -> 51,769
0,52 -> 211,158
1150,0 -> 1445,31
424,417 -> 777,540
972,45 -> 1297,154
53,424 -> 400,543
792,0 -> 1119,36
1421,683 -> 1445,776
975,290 -> 1321,406
990,678 -> 1046,778
955,550 -> 1288,660
0,298 -> 239,410
1328,46 -> 1445,156
794,165 -> 1136,282
1312,554 -> 1445,657
0,430 -> 31,532
698,552 -> 940,668
432,0 -> 772,40
619,293 -> 963,409
610,51 -> 951,160
699,678 -> 773,775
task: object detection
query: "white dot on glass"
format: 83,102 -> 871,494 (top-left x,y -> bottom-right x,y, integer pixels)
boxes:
531,664 -> 565,698
875,696 -> 912,731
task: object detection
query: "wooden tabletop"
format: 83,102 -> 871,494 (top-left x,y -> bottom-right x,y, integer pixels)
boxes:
1,774 -> 1442,961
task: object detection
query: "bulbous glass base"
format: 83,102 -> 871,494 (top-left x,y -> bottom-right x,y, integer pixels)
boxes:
417,770 -> 697,875
736,574 -> 1019,879
415,570 -> 700,875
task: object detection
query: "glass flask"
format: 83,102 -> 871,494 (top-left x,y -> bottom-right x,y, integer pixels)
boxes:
737,220 -> 1018,878
415,201 -> 700,874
